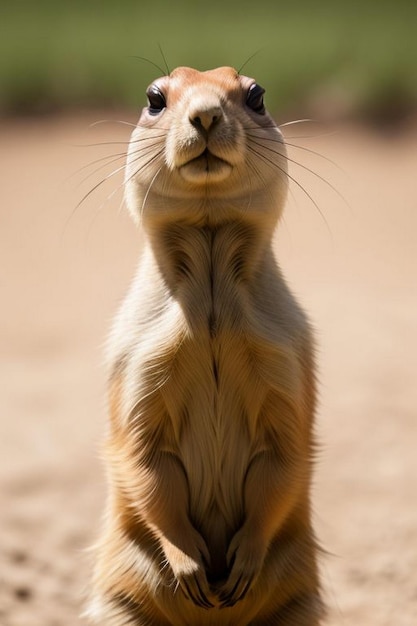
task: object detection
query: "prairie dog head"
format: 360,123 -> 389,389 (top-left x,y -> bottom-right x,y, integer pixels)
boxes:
125,66 -> 288,227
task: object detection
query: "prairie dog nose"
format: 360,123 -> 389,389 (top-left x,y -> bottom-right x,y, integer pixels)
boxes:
188,94 -> 223,133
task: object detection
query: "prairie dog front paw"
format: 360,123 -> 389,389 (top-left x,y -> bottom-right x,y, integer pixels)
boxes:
161,531 -> 215,609
219,526 -> 267,608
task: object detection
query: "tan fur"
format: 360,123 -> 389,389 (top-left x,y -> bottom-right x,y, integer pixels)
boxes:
87,66 -> 324,625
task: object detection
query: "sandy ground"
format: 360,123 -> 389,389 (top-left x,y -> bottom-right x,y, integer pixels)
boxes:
0,113 -> 416,626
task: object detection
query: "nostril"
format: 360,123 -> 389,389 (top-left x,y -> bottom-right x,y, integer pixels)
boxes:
189,108 -> 222,132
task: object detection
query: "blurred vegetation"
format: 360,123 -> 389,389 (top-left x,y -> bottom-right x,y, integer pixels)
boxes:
1,0 -> 417,122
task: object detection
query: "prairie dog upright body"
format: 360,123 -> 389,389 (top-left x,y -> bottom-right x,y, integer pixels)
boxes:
88,67 -> 323,625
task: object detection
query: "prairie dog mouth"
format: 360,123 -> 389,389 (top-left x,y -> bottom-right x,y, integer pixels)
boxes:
179,148 -> 233,184
189,148 -> 228,170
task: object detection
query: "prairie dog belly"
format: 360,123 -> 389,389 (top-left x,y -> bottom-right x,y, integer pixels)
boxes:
159,328 -> 267,580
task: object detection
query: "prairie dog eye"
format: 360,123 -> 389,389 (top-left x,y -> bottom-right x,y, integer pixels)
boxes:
146,85 -> 166,115
246,83 -> 266,114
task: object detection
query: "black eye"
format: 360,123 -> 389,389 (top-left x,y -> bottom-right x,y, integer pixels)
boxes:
146,85 -> 166,115
246,83 -> 265,114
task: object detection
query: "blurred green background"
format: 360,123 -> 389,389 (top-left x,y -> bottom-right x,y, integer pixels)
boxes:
1,0 -> 416,122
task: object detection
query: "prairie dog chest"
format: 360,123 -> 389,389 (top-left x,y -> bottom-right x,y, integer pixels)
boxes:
155,223 -> 268,457
113,219 -> 299,471
118,223 -> 271,518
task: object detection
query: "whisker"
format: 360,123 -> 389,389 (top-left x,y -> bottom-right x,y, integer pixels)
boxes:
89,119 -> 139,130
243,124 -> 283,132
71,161 -> 129,219
284,141 -> 346,176
249,137 -> 349,210
247,132 -> 345,174
67,151 -> 128,185
128,54 -> 166,76
242,123 -> 338,140
283,130 -> 339,140
76,142 -> 164,189
80,148 -> 165,230
245,152 -> 279,211
141,166 -> 163,218
136,123 -> 170,131
68,131 -> 165,191
69,141 -> 137,148
70,133 -> 167,148
71,147 -> 162,220
158,43 -> 170,75
116,192 -> 126,217
279,118 -> 317,128
237,49 -> 263,75
124,150 -> 165,196
246,144 -> 332,235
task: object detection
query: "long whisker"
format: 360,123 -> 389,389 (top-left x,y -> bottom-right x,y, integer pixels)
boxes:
76,142 -> 164,189
283,130 -> 339,140
125,149 -> 165,190
82,148 -> 162,238
249,137 -> 349,209
237,49 -> 263,75
242,123 -> 338,140
158,43 -> 170,75
89,119 -> 139,130
141,166 -> 163,218
70,133 -> 167,148
67,132 -> 165,192
245,151 -> 282,211
72,144 -> 164,217
128,55 -> 166,76
67,151 -> 128,184
246,144 -> 332,235
284,141 -> 346,175
247,132 -> 345,174
81,148 -> 165,227
279,118 -> 317,127
116,191 -> 126,217
72,162 -> 129,218
119,151 -> 166,218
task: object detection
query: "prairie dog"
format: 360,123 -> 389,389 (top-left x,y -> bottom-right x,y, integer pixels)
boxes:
88,66 -> 323,625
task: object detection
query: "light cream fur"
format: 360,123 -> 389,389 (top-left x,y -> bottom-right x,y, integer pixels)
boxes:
87,66 -> 324,625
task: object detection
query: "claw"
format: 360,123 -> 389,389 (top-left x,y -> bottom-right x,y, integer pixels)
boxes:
219,572 -> 255,607
219,573 -> 243,607
181,579 -> 193,602
195,578 -> 215,609
235,575 -> 254,603
182,577 -> 214,610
